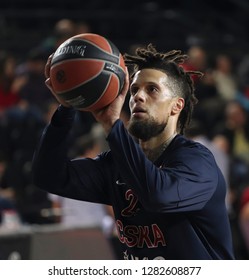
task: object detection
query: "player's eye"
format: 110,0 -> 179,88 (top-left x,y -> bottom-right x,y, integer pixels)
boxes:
148,85 -> 159,94
130,86 -> 139,96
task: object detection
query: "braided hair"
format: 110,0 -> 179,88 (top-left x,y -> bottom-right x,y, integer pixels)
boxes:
124,44 -> 202,134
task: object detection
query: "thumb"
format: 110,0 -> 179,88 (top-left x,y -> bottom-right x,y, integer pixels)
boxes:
120,67 -> 129,98
45,78 -> 55,94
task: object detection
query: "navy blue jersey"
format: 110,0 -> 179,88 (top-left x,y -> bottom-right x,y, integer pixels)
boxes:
32,106 -> 234,260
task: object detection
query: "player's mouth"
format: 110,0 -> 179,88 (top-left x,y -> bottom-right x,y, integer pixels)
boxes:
132,107 -> 147,117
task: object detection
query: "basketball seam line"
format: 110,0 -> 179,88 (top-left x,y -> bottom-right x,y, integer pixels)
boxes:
54,63 -> 121,95
55,65 -> 105,94
51,58 -> 125,72
83,73 -> 118,110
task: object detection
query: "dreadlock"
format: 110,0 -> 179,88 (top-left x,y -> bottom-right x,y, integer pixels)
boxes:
124,44 -> 203,135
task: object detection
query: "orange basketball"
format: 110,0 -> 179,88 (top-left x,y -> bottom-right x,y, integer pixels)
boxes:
50,33 -> 126,111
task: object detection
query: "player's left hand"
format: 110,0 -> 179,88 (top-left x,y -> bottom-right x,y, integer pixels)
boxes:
45,53 -> 71,108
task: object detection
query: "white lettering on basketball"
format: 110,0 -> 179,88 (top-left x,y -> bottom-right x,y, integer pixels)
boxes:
106,64 -> 116,72
55,45 -> 86,57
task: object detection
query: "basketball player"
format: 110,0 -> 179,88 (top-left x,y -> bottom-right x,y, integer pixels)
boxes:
32,45 -> 234,259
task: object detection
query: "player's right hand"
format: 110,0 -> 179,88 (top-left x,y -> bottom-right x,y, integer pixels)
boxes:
91,67 -> 129,135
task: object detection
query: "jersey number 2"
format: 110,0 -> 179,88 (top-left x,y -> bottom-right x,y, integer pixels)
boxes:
121,189 -> 139,217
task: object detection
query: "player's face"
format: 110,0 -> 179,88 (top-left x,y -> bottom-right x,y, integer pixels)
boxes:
128,68 -> 177,141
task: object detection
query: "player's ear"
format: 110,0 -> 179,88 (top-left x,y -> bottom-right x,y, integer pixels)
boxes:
171,97 -> 185,115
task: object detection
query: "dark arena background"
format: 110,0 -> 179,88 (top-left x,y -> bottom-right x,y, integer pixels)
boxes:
0,0 -> 249,260
1,0 -> 249,56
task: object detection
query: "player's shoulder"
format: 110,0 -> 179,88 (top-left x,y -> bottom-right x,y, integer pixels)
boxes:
170,134 -> 214,158
172,134 -> 207,149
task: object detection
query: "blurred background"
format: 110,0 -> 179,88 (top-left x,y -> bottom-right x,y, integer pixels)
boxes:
0,0 -> 249,259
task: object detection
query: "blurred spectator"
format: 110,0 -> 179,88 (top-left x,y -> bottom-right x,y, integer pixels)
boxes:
0,101 -> 60,225
0,50 -> 20,111
0,197 -> 17,227
182,45 -> 208,82
194,68 -> 219,103
12,48 -> 53,113
213,100 -> 249,259
193,68 -> 224,139
41,18 -> 77,54
212,54 -> 238,102
75,21 -> 92,35
213,100 -> 249,164
237,55 -> 249,91
182,45 -> 224,138
236,54 -> 249,110
41,18 -> 92,55
0,19 -> 96,226
213,100 -> 249,216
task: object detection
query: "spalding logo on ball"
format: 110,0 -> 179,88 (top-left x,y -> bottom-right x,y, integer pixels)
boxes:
50,33 -> 126,111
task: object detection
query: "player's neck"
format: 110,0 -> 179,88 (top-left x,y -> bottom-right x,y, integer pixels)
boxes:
140,131 -> 177,162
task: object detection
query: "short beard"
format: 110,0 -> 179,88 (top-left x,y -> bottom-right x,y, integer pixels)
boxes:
127,117 -> 167,141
